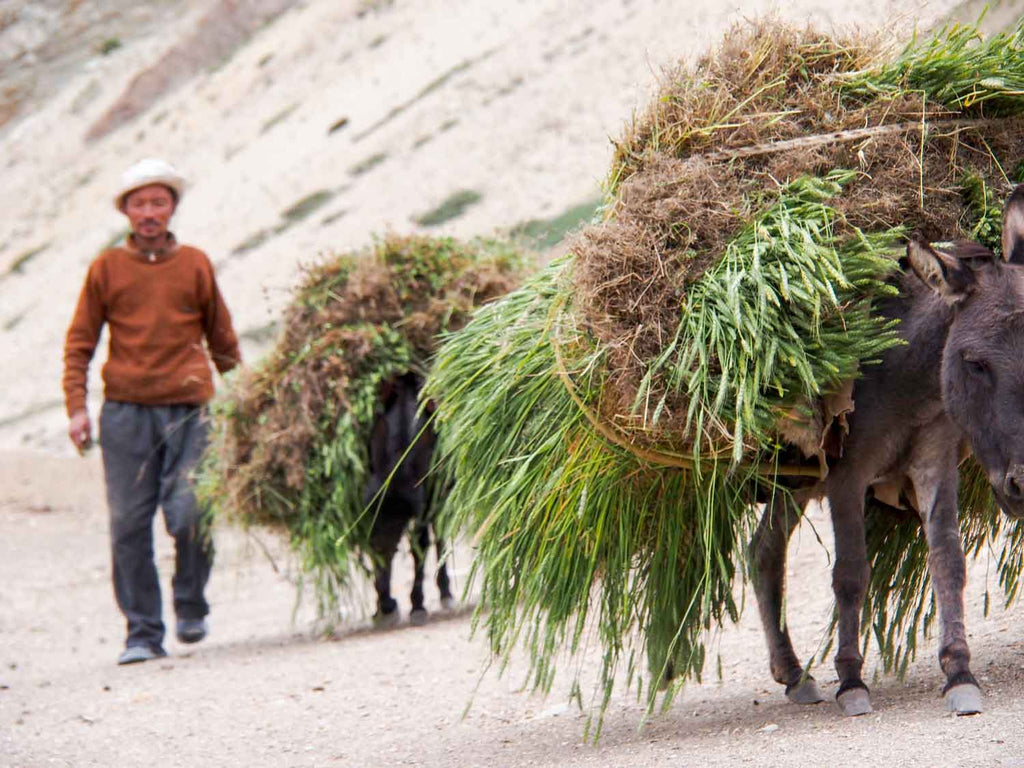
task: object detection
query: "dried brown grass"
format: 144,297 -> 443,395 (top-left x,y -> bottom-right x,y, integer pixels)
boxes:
204,233 -> 523,531
569,20 -> 1024,433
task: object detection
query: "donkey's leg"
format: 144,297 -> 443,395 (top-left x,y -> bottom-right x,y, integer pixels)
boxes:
827,470 -> 873,716
434,530 -> 455,610
926,504 -> 981,714
409,517 -> 429,625
907,440 -> 982,715
370,514 -> 405,627
749,489 -> 824,704
372,557 -> 400,627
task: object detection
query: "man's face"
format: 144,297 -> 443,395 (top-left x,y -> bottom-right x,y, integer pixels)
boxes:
122,184 -> 176,240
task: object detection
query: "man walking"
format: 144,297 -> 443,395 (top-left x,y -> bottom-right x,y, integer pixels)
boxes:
62,158 -> 241,665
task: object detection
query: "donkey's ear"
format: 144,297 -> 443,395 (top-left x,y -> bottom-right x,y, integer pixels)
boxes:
906,240 -> 975,304
1002,185 -> 1024,265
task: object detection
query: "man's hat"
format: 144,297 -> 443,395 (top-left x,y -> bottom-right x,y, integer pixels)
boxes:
114,158 -> 186,211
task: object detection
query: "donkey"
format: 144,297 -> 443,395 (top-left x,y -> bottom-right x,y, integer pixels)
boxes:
749,186 -> 1024,717
363,371 -> 454,626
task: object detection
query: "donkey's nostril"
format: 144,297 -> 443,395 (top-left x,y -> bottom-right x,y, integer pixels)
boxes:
1004,469 -> 1024,501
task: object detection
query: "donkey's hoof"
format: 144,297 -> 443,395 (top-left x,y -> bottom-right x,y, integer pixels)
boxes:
439,596 -> 457,612
785,677 -> 825,705
372,610 -> 401,628
945,683 -> 983,716
836,687 -> 873,717
409,607 -> 429,626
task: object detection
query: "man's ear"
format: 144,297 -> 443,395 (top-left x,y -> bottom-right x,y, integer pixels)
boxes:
906,239 -> 975,305
1002,185 -> 1024,265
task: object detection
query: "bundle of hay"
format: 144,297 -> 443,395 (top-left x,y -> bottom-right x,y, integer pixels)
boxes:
425,18 -> 1024,726
198,234 -> 522,614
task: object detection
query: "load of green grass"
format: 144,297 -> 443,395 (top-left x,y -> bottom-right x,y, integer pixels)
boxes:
197,234 -> 521,616
425,18 -> 1024,731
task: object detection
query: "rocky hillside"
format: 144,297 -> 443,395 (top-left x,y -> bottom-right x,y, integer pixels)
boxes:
0,0 -> 1008,451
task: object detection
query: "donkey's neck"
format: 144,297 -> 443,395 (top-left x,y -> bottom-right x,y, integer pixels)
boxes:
871,273 -> 952,410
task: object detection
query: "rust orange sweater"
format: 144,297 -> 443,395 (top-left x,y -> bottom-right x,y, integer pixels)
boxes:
62,234 -> 241,415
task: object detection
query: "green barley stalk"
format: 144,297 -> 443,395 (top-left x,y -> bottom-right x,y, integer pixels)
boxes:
426,174 -> 906,734
842,18 -> 1024,115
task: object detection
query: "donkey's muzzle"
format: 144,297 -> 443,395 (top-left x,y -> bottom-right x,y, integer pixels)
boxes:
1000,464 -> 1024,516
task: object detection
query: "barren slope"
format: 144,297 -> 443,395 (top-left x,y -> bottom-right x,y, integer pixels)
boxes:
0,0 -> 985,450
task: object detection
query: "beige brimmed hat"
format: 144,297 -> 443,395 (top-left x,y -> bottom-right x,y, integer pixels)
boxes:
114,158 -> 186,211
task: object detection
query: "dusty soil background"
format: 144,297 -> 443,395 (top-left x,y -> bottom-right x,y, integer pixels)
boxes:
3,0 -> 1024,766
3,453 -> 1024,768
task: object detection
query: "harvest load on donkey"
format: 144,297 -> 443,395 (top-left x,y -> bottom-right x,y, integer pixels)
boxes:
424,18 -> 1024,727
197,234 -> 521,618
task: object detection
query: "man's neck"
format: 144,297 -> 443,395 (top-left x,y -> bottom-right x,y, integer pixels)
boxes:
129,232 -> 173,254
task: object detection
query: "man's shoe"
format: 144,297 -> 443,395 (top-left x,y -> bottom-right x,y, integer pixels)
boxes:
176,617 -> 208,644
117,644 -> 167,665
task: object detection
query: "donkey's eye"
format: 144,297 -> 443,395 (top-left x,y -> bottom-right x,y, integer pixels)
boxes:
963,357 -> 989,377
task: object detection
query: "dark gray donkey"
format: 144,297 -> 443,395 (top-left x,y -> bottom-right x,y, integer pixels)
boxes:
750,186 -> 1024,717
364,372 -> 454,626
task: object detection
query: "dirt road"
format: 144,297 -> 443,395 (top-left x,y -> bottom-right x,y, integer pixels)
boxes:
2,450 -> 1023,767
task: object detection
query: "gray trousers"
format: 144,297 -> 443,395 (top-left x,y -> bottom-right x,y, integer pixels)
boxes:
99,401 -> 213,649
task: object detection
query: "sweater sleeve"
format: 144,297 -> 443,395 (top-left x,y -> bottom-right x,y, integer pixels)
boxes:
200,257 -> 242,374
62,261 -> 106,416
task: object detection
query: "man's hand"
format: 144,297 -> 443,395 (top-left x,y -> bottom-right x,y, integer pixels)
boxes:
68,410 -> 92,454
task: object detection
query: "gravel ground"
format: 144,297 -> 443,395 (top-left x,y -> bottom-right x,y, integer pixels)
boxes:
2,450 -> 1023,767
